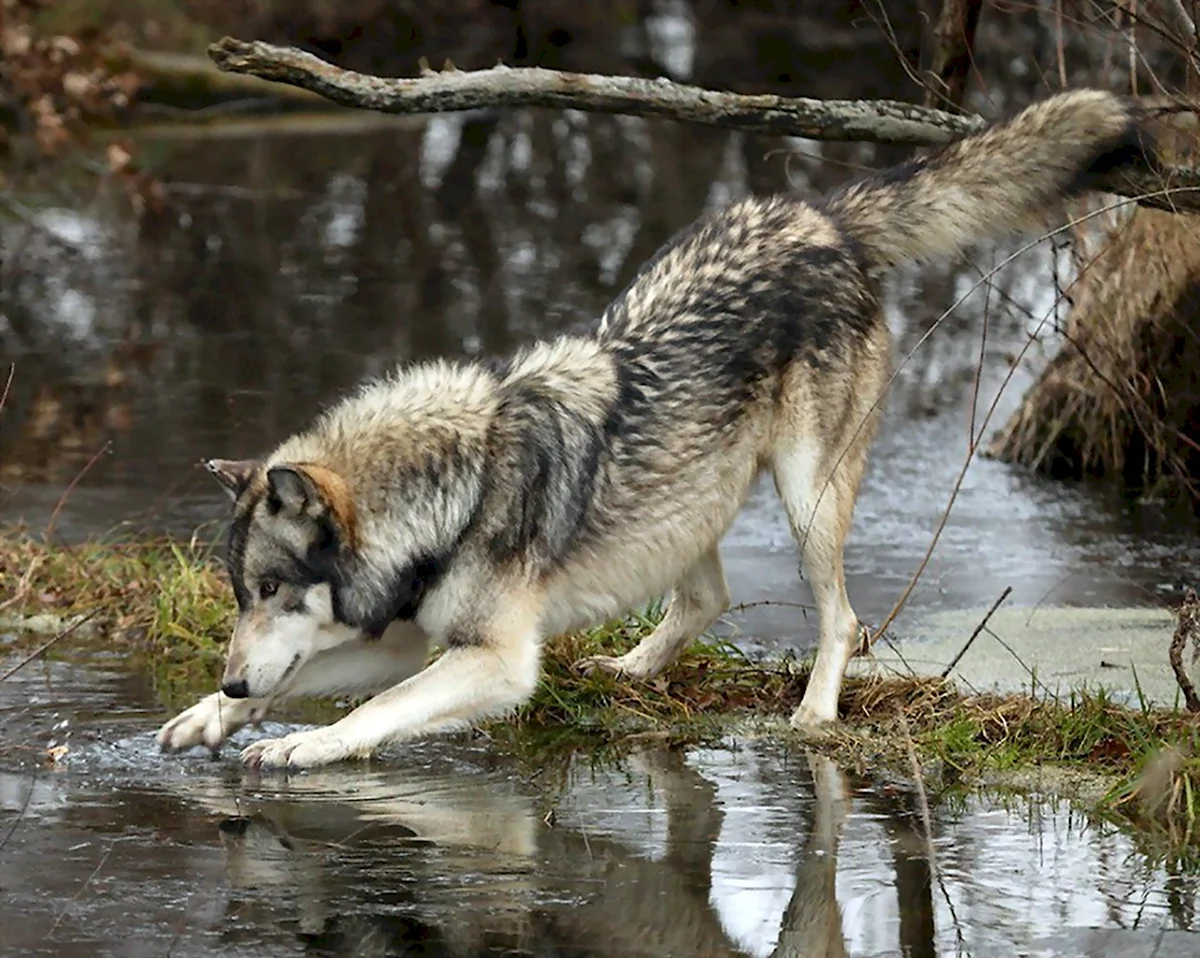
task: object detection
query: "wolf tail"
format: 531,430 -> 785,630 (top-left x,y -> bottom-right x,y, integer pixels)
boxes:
826,90 -> 1158,271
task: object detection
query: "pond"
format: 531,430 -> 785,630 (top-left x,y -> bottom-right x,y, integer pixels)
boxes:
5,13 -> 1200,954
1,649 -> 1199,957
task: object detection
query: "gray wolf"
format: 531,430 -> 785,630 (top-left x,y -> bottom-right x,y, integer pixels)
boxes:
157,90 -> 1159,768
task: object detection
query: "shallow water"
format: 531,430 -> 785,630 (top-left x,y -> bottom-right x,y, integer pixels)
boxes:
1,650 -> 1199,957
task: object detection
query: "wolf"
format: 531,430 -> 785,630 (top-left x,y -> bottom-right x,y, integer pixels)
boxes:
157,90 -> 1160,768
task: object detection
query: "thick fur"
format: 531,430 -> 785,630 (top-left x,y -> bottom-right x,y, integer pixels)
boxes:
157,90 -> 1158,768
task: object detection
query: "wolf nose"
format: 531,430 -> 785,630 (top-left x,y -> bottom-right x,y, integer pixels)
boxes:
222,679 -> 250,699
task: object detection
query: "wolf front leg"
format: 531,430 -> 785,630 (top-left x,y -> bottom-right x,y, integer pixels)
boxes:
157,623 -> 430,754
240,613 -> 543,770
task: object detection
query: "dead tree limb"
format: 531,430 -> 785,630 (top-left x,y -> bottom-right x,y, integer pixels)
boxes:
1169,587 -> 1200,713
206,36 -> 1200,213
1156,0 -> 1198,51
208,37 -> 985,145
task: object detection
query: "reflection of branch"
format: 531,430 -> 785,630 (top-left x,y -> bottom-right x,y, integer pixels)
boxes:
206,37 -> 1200,213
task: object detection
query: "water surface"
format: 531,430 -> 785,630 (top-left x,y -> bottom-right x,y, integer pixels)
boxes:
2,650 -> 1199,957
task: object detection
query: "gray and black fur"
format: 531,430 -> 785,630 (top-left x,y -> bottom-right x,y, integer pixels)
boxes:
158,90 -> 1160,768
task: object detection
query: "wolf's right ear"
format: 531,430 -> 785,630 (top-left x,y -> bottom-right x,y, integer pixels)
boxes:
204,458 -> 259,500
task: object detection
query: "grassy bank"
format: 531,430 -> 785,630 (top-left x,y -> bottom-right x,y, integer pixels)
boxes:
2,528 -> 1200,849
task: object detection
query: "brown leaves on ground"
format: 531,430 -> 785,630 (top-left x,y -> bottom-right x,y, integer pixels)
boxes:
0,0 -> 141,155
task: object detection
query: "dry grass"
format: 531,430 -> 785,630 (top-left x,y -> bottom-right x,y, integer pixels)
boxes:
987,190 -> 1200,502
0,526 -> 232,687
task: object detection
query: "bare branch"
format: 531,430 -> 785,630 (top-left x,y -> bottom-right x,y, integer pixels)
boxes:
206,37 -> 1200,213
1156,0 -> 1198,48
208,36 -> 986,146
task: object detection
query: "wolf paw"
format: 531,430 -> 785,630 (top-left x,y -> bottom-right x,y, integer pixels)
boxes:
241,729 -> 351,770
788,702 -> 839,735
157,692 -> 259,754
576,653 -> 657,682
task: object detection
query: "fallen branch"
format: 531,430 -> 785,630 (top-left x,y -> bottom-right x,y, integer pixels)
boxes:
205,37 -> 1200,213
208,37 -> 984,145
1169,587 -> 1200,713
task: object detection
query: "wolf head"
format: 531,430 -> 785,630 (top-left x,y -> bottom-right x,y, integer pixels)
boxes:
204,457 -> 442,700
204,458 -> 360,698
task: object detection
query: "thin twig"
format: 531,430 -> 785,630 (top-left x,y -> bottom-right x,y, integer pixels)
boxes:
47,839 -> 121,939
0,610 -> 100,683
728,600 -> 815,613
0,364 -> 13,417
0,766 -> 38,853
43,441 -> 112,541
983,625 -> 1060,704
896,704 -> 965,946
864,183 -> 1191,651
940,586 -> 1014,679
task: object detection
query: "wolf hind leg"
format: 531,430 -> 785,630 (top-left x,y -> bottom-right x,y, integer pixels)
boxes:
577,545 -> 729,681
773,432 -> 871,730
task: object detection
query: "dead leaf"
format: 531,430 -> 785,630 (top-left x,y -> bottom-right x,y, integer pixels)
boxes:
106,142 -> 133,173
61,71 -> 92,100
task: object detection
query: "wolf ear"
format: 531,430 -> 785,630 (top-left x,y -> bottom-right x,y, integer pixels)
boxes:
266,465 -> 319,517
204,458 -> 259,500
264,464 -> 356,543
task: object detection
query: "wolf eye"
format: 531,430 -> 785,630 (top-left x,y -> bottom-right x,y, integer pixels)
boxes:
258,579 -> 280,600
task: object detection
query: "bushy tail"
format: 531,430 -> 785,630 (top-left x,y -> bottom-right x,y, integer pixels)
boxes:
826,90 -> 1158,271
